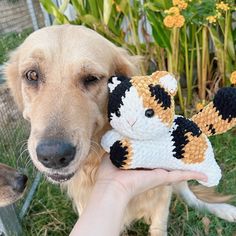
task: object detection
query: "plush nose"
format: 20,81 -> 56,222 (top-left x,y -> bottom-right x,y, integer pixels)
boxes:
13,174 -> 28,193
36,140 -> 76,169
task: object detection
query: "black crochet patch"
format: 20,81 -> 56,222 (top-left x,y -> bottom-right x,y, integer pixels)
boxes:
108,76 -> 132,121
110,140 -> 128,168
171,116 -> 202,159
207,124 -> 216,135
213,87 -> 236,122
148,84 -> 171,109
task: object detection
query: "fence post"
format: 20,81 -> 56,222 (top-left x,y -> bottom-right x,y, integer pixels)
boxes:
0,205 -> 22,236
40,4 -> 53,26
26,0 -> 39,31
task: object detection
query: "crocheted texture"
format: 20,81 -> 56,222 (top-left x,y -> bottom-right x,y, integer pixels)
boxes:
101,71 -> 236,187
192,87 -> 236,136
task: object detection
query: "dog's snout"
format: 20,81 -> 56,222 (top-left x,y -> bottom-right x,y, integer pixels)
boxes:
13,174 -> 28,193
36,140 -> 76,169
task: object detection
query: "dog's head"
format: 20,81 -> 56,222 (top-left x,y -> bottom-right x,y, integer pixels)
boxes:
0,163 -> 27,207
5,25 -> 140,183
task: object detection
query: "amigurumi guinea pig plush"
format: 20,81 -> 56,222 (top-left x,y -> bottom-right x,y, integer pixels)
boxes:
101,71 -> 236,187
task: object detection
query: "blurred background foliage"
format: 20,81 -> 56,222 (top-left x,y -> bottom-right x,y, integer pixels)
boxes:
0,1 -> 235,235
40,0 -> 236,115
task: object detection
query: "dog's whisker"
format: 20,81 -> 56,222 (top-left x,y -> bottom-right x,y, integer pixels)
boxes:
19,143 -> 28,156
16,148 -> 30,169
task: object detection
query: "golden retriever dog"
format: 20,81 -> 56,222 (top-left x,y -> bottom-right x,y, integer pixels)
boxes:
5,25 -> 236,235
0,163 -> 27,207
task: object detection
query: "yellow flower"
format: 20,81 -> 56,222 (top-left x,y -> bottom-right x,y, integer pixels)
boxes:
216,1 -> 230,11
172,0 -> 180,5
178,1 -> 188,10
196,102 -> 204,112
175,15 -> 185,27
230,71 -> 236,84
163,15 -> 175,28
164,15 -> 185,28
172,0 -> 188,10
166,7 -> 180,16
206,15 -> 217,23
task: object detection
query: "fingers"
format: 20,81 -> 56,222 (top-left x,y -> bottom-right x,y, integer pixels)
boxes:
163,170 -> 208,184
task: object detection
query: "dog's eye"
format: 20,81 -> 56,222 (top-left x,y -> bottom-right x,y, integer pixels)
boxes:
84,75 -> 100,86
25,70 -> 39,82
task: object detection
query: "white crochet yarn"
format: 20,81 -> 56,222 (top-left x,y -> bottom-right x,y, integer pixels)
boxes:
101,73 -> 222,187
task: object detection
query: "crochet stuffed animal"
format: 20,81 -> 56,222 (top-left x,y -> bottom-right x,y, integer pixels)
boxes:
101,71 -> 236,187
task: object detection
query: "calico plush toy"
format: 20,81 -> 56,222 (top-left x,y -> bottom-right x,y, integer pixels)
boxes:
101,71 -> 236,187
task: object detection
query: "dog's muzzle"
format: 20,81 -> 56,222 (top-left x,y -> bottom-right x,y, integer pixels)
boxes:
36,139 -> 76,169
35,139 -> 77,183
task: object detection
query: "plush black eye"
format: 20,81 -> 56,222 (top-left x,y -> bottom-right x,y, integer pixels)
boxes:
84,75 -> 100,86
145,109 -> 154,118
115,110 -> 121,117
25,70 -> 38,82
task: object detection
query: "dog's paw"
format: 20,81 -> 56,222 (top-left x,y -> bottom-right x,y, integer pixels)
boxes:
210,203 -> 236,222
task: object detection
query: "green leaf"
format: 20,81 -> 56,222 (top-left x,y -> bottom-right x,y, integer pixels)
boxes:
71,0 -> 86,15
87,0 -> 100,19
144,0 -> 172,10
225,12 -> 235,61
40,0 -> 69,24
103,0 -> 113,25
208,26 -> 224,75
79,14 -> 99,25
116,0 -> 128,13
146,10 -> 171,52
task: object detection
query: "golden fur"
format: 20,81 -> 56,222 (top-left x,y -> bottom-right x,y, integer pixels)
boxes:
5,25 -> 233,235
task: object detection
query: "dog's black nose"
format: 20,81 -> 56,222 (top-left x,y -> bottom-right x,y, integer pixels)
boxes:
13,174 -> 28,193
36,140 -> 76,169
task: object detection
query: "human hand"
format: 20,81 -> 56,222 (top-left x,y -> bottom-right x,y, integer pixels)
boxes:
70,155 -> 207,236
96,154 -> 208,200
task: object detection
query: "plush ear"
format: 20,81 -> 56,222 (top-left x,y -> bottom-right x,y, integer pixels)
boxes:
159,73 -> 178,96
4,49 -> 23,111
108,75 -> 129,93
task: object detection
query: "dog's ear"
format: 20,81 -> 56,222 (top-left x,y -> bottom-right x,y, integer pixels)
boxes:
5,48 -> 24,111
113,47 -> 143,76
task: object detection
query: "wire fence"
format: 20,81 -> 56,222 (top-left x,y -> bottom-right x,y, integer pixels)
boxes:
0,0 -> 46,168
0,2 -> 47,234
0,84 -> 29,167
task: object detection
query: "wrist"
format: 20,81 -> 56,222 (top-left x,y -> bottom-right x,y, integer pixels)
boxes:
92,180 -> 131,205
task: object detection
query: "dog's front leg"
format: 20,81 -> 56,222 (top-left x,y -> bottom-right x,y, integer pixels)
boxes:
149,186 -> 172,236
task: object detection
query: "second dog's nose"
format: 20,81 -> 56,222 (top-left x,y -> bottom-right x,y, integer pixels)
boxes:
36,140 -> 76,169
13,174 -> 28,193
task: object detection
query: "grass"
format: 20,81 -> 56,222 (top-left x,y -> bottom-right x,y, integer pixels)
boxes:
0,118 -> 235,235
0,28 -> 33,64
0,28 -> 235,236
